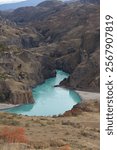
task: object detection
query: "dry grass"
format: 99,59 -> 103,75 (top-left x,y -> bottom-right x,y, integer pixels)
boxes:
0,100 -> 100,150
0,127 -> 28,143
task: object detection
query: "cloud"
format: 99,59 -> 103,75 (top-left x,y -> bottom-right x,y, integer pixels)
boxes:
0,0 -> 27,4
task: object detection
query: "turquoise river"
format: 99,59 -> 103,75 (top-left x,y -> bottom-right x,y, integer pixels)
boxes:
4,70 -> 80,116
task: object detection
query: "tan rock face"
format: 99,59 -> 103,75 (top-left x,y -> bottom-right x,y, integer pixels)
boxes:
0,50 -> 56,104
0,81 -> 11,103
0,79 -> 34,104
10,91 -> 34,104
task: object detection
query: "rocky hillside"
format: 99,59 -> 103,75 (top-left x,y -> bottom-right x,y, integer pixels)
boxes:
0,0 -> 100,104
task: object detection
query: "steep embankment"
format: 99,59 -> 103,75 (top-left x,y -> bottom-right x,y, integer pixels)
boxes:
0,0 -> 100,104
0,18 -> 56,104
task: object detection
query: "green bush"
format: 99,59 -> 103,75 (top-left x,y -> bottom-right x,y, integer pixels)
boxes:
0,73 -> 6,81
0,44 -> 7,52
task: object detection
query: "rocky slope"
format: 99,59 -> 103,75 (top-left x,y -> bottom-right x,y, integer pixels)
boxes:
0,0 -> 100,104
0,18 -> 56,104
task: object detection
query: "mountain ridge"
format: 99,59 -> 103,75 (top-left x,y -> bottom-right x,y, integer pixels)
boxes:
0,0 -> 44,10
0,0 -> 100,11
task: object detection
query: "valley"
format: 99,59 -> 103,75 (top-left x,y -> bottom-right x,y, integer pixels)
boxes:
0,0 -> 100,149
0,0 -> 100,105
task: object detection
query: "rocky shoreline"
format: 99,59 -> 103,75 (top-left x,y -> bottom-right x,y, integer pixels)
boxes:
0,90 -> 100,113
76,90 -> 100,101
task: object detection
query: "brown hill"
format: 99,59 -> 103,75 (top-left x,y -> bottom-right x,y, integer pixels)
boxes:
0,0 -> 100,103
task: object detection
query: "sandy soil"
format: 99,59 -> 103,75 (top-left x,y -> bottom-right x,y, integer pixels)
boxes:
76,91 -> 100,101
0,104 -> 20,110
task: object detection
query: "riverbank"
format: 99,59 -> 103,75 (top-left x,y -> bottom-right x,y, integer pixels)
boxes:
0,104 -> 20,110
76,90 -> 100,101
0,90 -> 100,111
0,99 -> 100,150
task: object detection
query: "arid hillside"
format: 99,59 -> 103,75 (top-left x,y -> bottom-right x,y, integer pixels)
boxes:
0,1 -> 100,149
0,0 -> 100,104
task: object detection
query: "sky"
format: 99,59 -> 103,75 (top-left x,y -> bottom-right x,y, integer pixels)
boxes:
0,0 -> 69,5
0,0 -> 27,4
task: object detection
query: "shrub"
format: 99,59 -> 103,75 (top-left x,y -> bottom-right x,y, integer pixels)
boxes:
0,44 -> 7,52
0,127 -> 28,143
59,144 -> 71,150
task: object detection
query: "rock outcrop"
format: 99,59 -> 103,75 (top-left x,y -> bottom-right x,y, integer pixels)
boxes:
0,81 -> 11,103
0,49 -> 56,104
63,100 -> 100,116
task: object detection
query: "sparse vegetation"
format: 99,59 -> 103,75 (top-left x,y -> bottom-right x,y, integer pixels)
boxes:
0,44 -> 8,52
59,144 -> 71,150
0,127 -> 28,143
0,99 -> 100,150
0,119 -> 20,126
0,113 -> 20,126
0,73 -> 6,81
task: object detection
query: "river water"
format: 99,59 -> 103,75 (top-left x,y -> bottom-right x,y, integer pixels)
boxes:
4,70 -> 80,116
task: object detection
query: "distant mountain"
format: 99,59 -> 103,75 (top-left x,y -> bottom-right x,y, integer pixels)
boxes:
0,0 -> 44,10
79,0 -> 100,4
0,0 -> 99,11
